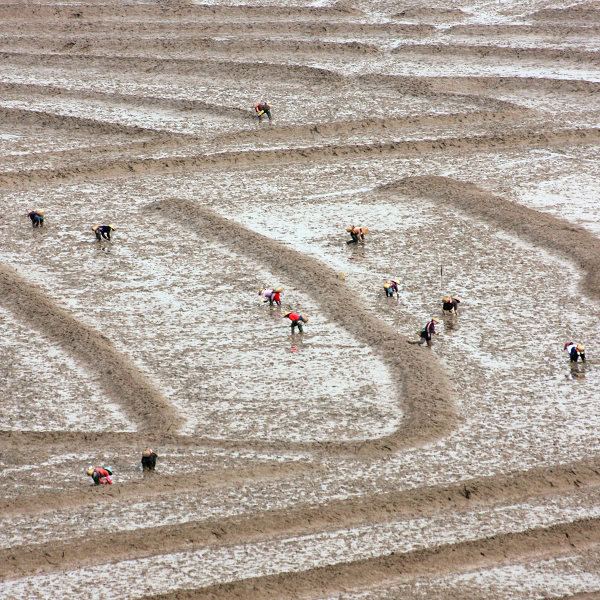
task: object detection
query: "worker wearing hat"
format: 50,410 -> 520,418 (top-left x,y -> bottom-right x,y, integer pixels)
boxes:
283,311 -> 308,333
420,317 -> 441,347
27,210 -> 44,228
259,287 -> 283,306
254,101 -> 272,121
141,448 -> 158,471
384,279 -> 400,298
442,296 -> 461,315
564,342 -> 586,363
87,466 -> 113,485
92,224 -> 115,241
346,225 -> 368,244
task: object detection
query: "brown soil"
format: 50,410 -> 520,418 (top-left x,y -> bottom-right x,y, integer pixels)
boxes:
2,0 -> 600,598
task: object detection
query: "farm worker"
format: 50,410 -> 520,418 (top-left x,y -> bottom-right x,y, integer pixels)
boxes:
92,224 -> 115,241
442,296 -> 461,315
259,287 -> 283,306
141,449 -> 158,471
346,225 -> 368,244
384,279 -> 400,297
27,210 -> 44,228
284,311 -> 308,333
420,317 -> 440,347
87,466 -> 113,485
254,101 -> 272,121
564,342 -> 586,363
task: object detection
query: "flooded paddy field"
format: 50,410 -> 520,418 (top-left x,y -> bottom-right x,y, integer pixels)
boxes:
2,0 -> 600,598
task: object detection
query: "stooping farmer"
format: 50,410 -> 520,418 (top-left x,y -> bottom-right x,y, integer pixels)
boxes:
283,311 -> 308,333
87,466 -> 113,485
92,224 -> 115,241
442,296 -> 461,315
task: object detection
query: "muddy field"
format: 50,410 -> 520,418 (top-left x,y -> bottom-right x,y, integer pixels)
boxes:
2,0 -> 600,598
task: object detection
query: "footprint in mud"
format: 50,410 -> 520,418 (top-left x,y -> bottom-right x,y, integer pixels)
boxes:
567,364 -> 587,380
442,316 -> 460,332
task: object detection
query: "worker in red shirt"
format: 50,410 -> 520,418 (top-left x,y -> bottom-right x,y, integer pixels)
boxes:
254,101 -> 272,121
87,466 -> 113,485
283,311 -> 308,333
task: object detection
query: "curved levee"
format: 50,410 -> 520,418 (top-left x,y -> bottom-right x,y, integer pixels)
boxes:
0,264 -> 182,433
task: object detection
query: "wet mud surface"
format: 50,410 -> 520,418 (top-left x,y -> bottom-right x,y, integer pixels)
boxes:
2,0 -> 600,598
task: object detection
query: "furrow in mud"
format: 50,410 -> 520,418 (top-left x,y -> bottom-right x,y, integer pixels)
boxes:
2,127 -> 599,188
0,264 -> 181,433
3,459 -> 600,580
380,177 -> 600,303
137,517 -> 600,600
155,198 -> 455,455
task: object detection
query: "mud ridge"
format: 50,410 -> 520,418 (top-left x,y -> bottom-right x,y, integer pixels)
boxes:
532,7 -> 600,24
3,459 -> 600,579
213,108 -> 534,147
156,198 -> 455,455
0,83 -> 250,119
0,3 -> 363,23
0,460 -> 319,519
0,106 -> 170,139
0,264 -> 181,433
138,517 -> 600,600
391,43 -> 600,66
425,75 -> 600,96
0,36 -> 381,57
379,177 -> 600,303
447,23 -> 600,37
2,127 -> 599,188
0,51 -> 345,82
0,21 -> 437,38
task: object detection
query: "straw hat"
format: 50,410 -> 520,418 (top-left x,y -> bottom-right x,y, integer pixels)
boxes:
362,226 -> 369,235
577,344 -> 585,352
142,448 -> 153,458
274,287 -> 283,293
258,288 -> 264,294
443,296 -> 451,303
86,467 -> 95,476
283,311 -> 291,317
91,225 -> 99,231
346,226 -> 353,232
300,315 -> 308,323
433,317 -> 441,323
109,224 -> 115,230
36,209 -> 44,216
